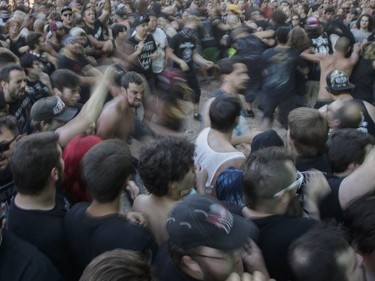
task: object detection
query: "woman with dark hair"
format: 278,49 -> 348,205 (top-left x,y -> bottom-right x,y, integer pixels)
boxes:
288,26 -> 311,106
289,14 -> 301,28
351,13 -> 373,42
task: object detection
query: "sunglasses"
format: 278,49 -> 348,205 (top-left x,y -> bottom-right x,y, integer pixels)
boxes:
274,171 -> 304,198
0,135 -> 17,153
62,13 -> 72,17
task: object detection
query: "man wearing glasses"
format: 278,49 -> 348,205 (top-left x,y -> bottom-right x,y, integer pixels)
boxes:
241,147 -> 317,281
155,195 -> 273,281
61,6 -> 74,35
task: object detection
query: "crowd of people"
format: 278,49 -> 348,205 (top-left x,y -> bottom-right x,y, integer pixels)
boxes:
0,0 -> 375,280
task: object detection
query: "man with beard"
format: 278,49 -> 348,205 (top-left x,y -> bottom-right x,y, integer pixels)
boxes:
0,64 -> 30,134
7,132 -> 77,280
96,71 -> 145,142
45,21 -> 65,58
0,116 -> 20,206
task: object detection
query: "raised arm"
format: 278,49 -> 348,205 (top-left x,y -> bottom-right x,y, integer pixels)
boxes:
300,47 -> 326,63
56,65 -> 116,147
339,145 -> 375,209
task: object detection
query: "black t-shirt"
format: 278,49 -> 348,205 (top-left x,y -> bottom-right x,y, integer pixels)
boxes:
128,34 -> 157,80
57,53 -> 91,74
319,175 -> 345,222
25,79 -> 50,103
253,215 -> 316,281
350,58 -> 375,104
7,192 -> 75,280
295,153 -> 332,175
234,34 -> 268,80
85,19 -> 106,41
0,231 -> 63,281
8,35 -> 26,58
261,47 -> 299,97
64,202 -> 158,275
8,94 -> 32,135
169,29 -> 197,72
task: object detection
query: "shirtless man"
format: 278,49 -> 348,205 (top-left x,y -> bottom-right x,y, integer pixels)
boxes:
96,71 -> 144,141
133,137 -> 206,246
301,36 -> 360,107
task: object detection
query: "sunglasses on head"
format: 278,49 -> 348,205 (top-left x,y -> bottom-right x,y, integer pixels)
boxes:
274,171 -> 304,198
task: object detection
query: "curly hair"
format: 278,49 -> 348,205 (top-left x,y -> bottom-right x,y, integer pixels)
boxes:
138,137 -> 195,196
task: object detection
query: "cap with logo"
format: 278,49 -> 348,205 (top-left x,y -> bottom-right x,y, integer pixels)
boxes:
326,69 -> 355,92
31,96 -> 78,122
167,195 -> 259,251
69,27 -> 87,37
305,16 -> 320,30
133,15 -> 150,27
49,21 -> 63,32
62,35 -> 77,46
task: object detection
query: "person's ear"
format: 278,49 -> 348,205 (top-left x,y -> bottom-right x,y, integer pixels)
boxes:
347,162 -> 360,172
53,87 -> 62,98
181,255 -> 204,279
51,167 -> 59,181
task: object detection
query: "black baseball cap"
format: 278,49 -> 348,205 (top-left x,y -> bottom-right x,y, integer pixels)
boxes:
326,69 -> 355,92
61,6 -> 72,14
167,195 -> 259,250
31,96 -> 78,122
133,15 -> 150,27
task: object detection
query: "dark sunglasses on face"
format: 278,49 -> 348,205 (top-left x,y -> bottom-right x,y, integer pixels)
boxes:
63,13 -> 72,17
0,135 -> 17,153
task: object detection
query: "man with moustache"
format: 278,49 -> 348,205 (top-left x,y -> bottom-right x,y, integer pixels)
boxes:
96,71 -> 145,142
7,132 -> 77,280
0,64 -> 30,134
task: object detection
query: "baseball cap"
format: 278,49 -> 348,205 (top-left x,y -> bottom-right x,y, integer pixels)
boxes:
167,195 -> 259,251
228,4 -> 242,14
326,70 -> 355,92
62,35 -> 77,46
49,21 -> 63,32
305,16 -> 320,30
133,15 -> 149,27
31,96 -> 78,122
69,27 -> 86,37
61,6 -> 72,14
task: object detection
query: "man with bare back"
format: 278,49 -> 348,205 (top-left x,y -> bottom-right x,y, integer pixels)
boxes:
301,36 -> 360,108
96,71 -> 144,142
